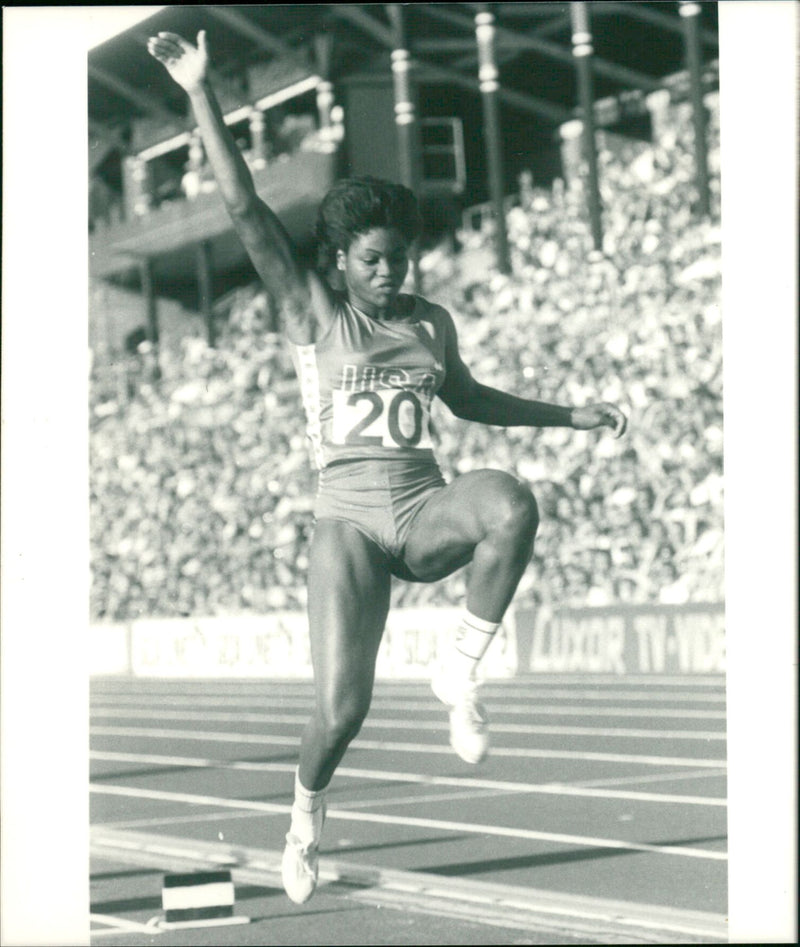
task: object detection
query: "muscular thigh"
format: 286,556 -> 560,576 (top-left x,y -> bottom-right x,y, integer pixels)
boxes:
308,519 -> 392,707
402,469 -> 532,582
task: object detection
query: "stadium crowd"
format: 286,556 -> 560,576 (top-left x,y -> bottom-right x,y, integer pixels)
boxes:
90,94 -> 723,622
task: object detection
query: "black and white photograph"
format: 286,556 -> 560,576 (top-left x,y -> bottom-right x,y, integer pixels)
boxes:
2,3 -> 796,945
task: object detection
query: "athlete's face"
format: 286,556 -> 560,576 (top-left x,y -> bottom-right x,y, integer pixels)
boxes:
338,228 -> 410,317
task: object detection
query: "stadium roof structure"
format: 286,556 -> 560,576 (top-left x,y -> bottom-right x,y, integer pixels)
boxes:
89,2 -> 718,138
87,3 -> 719,331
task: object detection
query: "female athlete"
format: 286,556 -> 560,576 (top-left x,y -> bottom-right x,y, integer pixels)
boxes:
148,31 -> 628,905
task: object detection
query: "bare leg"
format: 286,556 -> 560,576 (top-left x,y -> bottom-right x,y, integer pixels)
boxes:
402,469 -> 539,622
282,519 -> 392,902
298,519 -> 392,791
402,470 -> 538,764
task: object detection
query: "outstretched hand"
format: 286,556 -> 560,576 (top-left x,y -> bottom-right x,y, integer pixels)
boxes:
571,402 -> 628,438
147,31 -> 209,93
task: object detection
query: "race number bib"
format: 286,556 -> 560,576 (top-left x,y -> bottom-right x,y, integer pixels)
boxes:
331,388 -> 433,449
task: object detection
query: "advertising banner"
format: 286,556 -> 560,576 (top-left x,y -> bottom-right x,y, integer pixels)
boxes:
515,603 -> 725,675
376,608 -> 517,680
130,613 -> 311,678
98,603 -> 723,679
126,609 -> 516,679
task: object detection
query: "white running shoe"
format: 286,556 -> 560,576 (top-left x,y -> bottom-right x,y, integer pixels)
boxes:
281,803 -> 326,904
432,668 -> 490,764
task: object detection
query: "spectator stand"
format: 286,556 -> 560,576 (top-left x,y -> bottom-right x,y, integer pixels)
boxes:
91,84 -> 722,624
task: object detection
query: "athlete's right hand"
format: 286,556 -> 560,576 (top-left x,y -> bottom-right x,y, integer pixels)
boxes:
147,31 -> 208,94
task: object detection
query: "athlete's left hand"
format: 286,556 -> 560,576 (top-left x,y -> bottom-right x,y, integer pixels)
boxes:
571,403 -> 628,438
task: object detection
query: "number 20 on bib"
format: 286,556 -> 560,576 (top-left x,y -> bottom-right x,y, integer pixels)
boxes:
331,388 -> 433,449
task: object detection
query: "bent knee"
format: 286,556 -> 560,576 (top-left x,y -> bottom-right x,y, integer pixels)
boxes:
489,477 -> 539,540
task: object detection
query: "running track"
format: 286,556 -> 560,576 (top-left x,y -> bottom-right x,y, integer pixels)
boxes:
89,675 -> 728,944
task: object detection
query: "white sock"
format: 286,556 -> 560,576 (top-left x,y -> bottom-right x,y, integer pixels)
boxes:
450,611 -> 500,684
289,770 -> 327,847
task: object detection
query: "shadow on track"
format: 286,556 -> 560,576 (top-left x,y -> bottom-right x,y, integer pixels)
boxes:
420,834 -> 728,877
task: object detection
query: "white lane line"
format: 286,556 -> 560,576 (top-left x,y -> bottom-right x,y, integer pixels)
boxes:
90,785 -> 727,861
326,763 -> 728,804
571,768 -> 728,790
90,708 -> 725,741
92,760 -> 516,818
91,725 -> 726,768
99,809 -> 266,831
92,688 -> 726,705
333,788 -> 529,810
92,750 -> 214,769
91,696 -> 727,720
93,677 -> 726,695
91,750 -> 727,807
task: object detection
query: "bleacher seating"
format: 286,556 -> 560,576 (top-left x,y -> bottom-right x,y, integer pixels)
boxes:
90,93 -> 723,620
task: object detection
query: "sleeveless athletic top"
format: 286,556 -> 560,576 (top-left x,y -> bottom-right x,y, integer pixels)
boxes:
288,295 -> 448,470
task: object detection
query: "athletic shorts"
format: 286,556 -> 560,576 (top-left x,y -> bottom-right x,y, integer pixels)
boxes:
314,456 -> 446,570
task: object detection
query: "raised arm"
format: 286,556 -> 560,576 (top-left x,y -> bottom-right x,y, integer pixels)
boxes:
437,309 -> 627,437
147,31 -> 333,344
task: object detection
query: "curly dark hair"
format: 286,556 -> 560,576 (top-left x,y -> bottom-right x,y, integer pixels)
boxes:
315,176 -> 422,273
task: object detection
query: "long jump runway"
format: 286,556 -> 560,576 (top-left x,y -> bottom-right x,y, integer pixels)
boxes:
89,676 -> 728,945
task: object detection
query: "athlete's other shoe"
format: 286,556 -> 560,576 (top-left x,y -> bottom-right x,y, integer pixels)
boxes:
431,667 -> 489,764
281,802 -> 326,904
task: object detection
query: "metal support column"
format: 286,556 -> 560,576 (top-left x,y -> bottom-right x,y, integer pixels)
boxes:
679,0 -> 711,217
475,6 -> 511,274
125,155 -> 154,219
387,3 -> 422,291
249,109 -> 267,168
314,33 -> 337,155
570,2 -> 603,251
196,240 -> 216,348
315,80 -> 336,153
